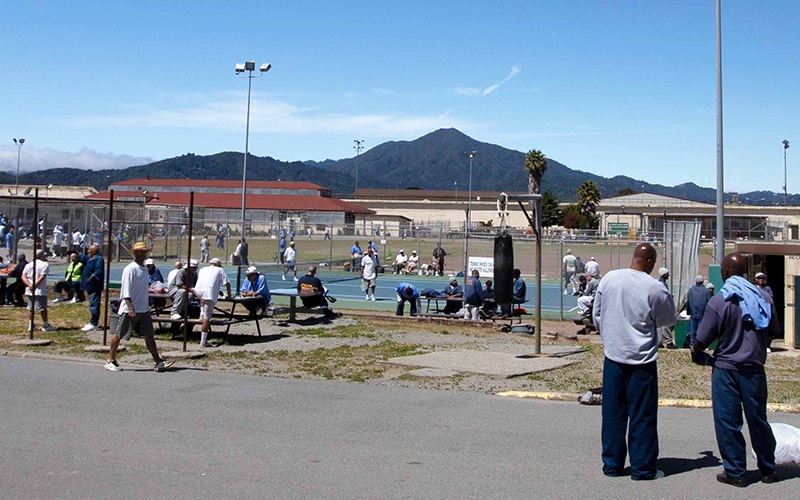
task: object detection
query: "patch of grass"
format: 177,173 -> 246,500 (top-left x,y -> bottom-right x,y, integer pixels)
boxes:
292,324 -> 378,339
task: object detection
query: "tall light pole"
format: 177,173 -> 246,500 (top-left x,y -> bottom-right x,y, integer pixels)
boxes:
235,61 -> 271,239
13,138 -> 25,195
714,0 -> 725,263
354,140 -> 364,194
454,181 -> 458,202
783,139 -> 790,206
463,151 -> 476,283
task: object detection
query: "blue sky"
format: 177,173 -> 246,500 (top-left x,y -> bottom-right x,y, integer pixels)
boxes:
0,0 -> 798,193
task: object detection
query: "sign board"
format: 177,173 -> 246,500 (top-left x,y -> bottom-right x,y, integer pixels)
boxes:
468,257 -> 494,278
380,239 -> 387,245
608,222 -> 629,235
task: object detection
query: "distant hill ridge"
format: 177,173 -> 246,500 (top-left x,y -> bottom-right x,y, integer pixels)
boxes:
3,128 -> 795,205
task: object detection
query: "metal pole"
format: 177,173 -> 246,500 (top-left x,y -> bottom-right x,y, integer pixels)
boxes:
354,140 -> 363,194
715,0 -> 725,263
534,198 -> 542,355
240,73 -> 253,243
182,192 -> 194,352
28,189 -> 39,338
15,142 -> 22,196
559,239 -> 563,321
102,190 -> 114,346
784,140 -> 790,207
464,153 -> 474,286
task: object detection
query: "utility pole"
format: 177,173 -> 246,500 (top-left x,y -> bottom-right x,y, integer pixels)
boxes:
354,140 -> 364,194
714,0 -> 725,263
784,140 -> 790,206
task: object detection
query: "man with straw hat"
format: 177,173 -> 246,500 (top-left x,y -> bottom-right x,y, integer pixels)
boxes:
105,241 -> 174,372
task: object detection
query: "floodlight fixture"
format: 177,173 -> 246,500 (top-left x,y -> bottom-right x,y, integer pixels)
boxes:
260,63 -> 271,73
23,186 -> 33,195
244,61 -> 255,71
13,137 -> 25,195
46,184 -> 54,189
235,63 -> 246,74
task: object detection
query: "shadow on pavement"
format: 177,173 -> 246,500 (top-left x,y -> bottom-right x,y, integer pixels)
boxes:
226,333 -> 290,345
658,450 -> 721,476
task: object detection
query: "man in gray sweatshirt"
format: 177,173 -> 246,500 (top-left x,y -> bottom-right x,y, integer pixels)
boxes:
593,243 -> 676,481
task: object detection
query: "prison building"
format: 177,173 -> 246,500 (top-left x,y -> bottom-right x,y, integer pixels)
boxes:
88,179 -> 374,231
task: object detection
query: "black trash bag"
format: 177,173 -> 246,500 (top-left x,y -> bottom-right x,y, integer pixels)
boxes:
494,230 -> 514,306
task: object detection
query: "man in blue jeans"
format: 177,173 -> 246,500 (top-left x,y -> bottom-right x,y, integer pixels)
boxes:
686,275 -> 712,348
692,253 -> 778,487
593,243 -> 676,480
79,244 -> 104,331
395,282 -> 420,316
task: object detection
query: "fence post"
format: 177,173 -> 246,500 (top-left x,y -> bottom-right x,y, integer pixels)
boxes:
559,238 -> 564,321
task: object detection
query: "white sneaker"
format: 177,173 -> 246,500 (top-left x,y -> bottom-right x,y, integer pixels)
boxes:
370,296 -> 376,301
365,296 -> 370,301
293,277 -> 298,282
104,361 -> 122,372
170,313 -> 182,320
52,296 -> 63,303
69,297 -> 78,304
81,323 -> 98,332
563,290 -> 568,295
154,359 -> 175,372
42,323 -> 57,332
282,275 -> 286,281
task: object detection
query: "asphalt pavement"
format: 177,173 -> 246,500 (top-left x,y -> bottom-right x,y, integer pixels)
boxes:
1,356 -> 799,499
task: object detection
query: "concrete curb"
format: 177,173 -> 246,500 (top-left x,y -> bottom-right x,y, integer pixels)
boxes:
495,391 -> 800,413
1,349 -> 103,365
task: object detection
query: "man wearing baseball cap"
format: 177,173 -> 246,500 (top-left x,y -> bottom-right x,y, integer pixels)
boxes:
754,272 -> 774,302
657,267 -> 677,348
240,266 -> 270,317
168,258 -> 198,320
145,258 -> 163,286
194,257 -> 231,347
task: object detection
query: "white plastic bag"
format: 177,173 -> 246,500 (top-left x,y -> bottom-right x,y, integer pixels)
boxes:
751,423 -> 800,465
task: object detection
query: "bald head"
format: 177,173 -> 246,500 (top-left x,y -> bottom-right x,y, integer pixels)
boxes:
88,244 -> 99,257
631,243 -> 657,274
721,253 -> 746,280
307,265 -> 317,275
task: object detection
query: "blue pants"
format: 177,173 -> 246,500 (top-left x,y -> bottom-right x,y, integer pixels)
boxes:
396,297 -> 417,316
601,357 -> 659,479
711,367 -> 776,478
687,317 -> 701,348
88,291 -> 101,326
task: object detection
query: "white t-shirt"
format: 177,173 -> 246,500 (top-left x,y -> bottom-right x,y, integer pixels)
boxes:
563,254 -> 577,272
361,254 -> 377,280
408,255 -> 419,266
166,268 -> 180,288
585,260 -> 600,277
284,247 -> 296,264
194,266 -> 229,302
395,254 -> 408,265
23,260 -> 50,296
118,261 -> 149,314
72,231 -> 81,245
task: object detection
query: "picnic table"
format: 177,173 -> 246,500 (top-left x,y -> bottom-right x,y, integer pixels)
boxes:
421,295 -> 463,314
270,288 -> 324,322
148,292 -> 267,336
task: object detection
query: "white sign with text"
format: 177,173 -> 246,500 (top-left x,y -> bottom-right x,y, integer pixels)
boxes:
468,257 -> 494,278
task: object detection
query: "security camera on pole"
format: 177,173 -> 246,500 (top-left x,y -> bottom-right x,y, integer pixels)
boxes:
13,138 -> 25,195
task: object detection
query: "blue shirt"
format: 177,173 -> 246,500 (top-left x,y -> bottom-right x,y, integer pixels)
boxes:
80,253 -> 105,294
5,232 -> 13,248
147,266 -> 164,285
240,274 -> 271,303
350,245 -> 361,255
464,276 -> 484,306
687,284 -> 712,319
696,287 -> 778,372
513,278 -> 527,303
395,283 -> 419,299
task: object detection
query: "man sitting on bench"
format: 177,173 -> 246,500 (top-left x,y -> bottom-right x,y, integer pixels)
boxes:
297,266 -> 337,317
239,265 -> 271,317
500,268 -> 526,317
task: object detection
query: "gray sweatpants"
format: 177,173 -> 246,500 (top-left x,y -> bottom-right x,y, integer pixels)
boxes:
169,287 -> 193,316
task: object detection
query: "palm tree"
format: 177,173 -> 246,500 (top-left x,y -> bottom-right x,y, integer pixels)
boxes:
577,180 -> 601,216
524,149 -> 548,194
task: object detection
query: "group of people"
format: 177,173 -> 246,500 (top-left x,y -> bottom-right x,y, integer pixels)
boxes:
594,243 -> 780,486
562,249 -> 600,295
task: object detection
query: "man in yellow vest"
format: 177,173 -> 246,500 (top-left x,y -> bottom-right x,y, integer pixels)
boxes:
53,252 -> 84,303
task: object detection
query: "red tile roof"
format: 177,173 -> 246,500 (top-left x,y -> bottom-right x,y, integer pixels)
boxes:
88,191 -> 373,214
112,178 -> 327,191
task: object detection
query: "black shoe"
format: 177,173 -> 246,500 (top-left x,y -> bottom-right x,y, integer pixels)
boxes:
716,472 -> 747,487
762,472 -> 778,484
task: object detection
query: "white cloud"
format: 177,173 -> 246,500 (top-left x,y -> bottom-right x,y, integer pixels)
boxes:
456,65 -> 521,96
0,146 -> 153,173
55,93 -> 474,138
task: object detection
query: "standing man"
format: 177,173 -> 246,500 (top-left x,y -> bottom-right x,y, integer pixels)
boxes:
200,234 -> 210,263
5,227 -> 14,260
105,242 -> 174,372
592,243 -> 675,480
324,227 -> 331,240
79,245 -> 104,331
21,250 -> 58,332
585,256 -> 600,278
657,267 -> 677,348
194,258 -> 231,348
360,246 -> 378,301
432,243 -> 446,276
282,241 -> 298,282
463,270 -> 484,321
754,272 -> 774,302
692,253 -> 778,487
563,249 -> 578,295
395,282 -> 420,316
238,238 -> 249,266
279,235 -> 287,264
686,275 -> 712,348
